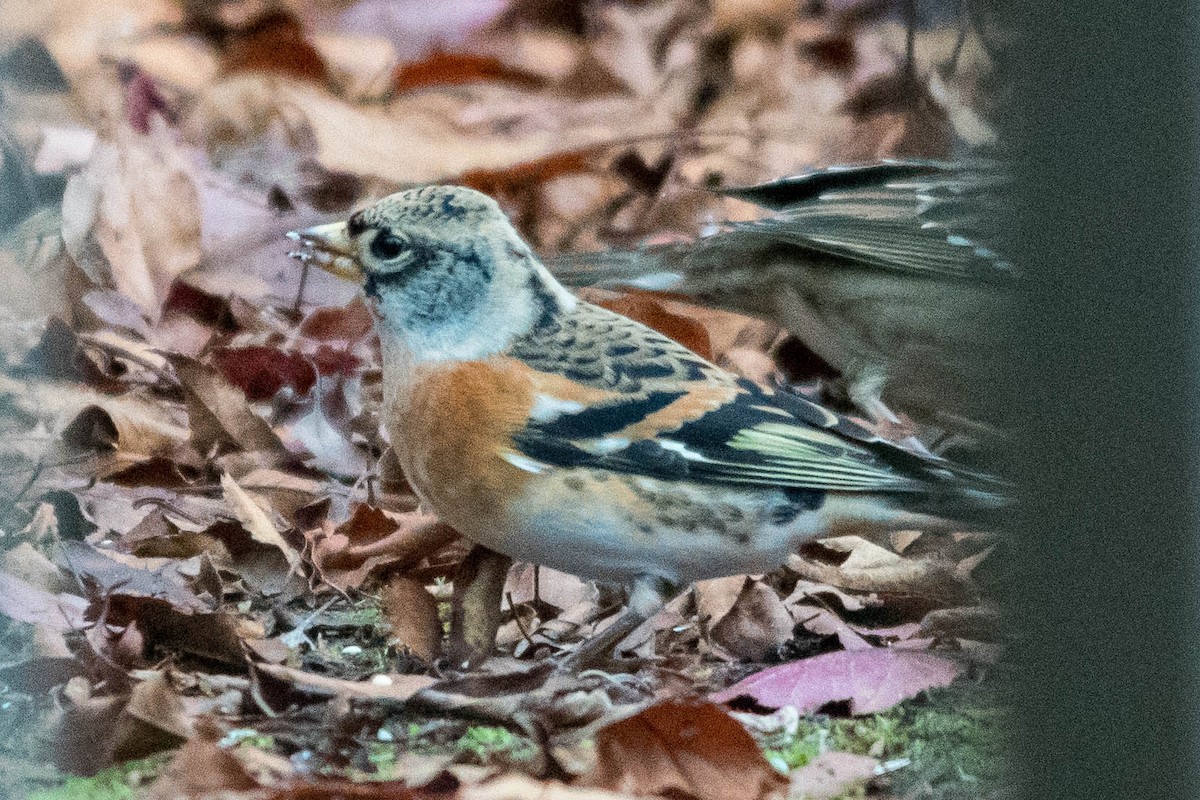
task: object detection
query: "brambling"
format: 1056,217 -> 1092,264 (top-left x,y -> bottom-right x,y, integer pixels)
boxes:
287,185 -> 1005,670
550,160 -> 1016,432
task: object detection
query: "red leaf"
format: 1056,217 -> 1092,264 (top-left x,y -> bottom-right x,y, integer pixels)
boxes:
393,51 -> 545,92
712,649 -> 965,715
220,12 -> 329,85
212,346 -> 317,401
459,147 -> 601,197
300,297 -> 375,342
161,281 -> 235,331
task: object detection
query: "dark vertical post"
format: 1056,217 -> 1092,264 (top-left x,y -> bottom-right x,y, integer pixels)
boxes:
994,3 -> 1200,799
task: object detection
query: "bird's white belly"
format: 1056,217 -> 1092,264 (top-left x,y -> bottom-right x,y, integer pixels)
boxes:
462,469 -> 824,585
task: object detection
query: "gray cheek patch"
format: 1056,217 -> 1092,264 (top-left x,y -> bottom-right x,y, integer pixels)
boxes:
369,237 -> 495,328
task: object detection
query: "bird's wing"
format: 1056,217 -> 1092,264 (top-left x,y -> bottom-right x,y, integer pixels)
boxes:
504,302 -> 939,493
548,160 -> 1014,288
716,160 -> 1013,282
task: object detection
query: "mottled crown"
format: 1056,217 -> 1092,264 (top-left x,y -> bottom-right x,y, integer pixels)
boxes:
347,185 -> 503,237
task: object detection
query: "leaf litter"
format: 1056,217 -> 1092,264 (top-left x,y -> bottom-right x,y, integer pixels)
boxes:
0,2 -> 1009,799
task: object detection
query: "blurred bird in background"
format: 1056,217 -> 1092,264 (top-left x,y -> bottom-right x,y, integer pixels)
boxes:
548,160 -> 1016,441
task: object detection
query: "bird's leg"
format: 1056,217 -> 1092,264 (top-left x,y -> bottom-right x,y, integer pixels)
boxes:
448,545 -> 512,670
558,574 -> 682,674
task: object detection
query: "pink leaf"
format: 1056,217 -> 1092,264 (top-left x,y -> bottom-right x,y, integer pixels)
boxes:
712,648 -> 965,715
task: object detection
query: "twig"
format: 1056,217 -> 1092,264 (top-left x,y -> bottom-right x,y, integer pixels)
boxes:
506,591 -> 539,653
292,259 -> 311,315
903,0 -> 918,82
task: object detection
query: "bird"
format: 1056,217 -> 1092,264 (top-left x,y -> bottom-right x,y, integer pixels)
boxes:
287,185 -> 1006,671
548,160 -> 1016,434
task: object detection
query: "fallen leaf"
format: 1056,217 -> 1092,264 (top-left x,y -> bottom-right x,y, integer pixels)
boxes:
169,354 -> 295,464
221,472 -> 304,573
783,579 -> 872,612
381,575 -> 443,663
712,649 -> 966,715
790,602 -> 872,651
57,542 -> 214,614
0,570 -> 87,631
308,507 -> 454,591
788,751 -> 879,799
220,11 -> 331,85
60,403 -> 190,467
708,577 -> 795,660
255,663 -> 435,702
789,537 -> 977,607
461,774 -> 638,800
60,121 -> 201,321
123,671 -> 242,741
300,296 -> 375,341
449,545 -> 511,668
212,345 -> 319,401
145,733 -> 259,800
394,51 -> 545,92
585,699 -> 787,800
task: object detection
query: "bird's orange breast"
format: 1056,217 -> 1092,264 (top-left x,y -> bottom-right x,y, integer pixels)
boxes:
387,358 -> 538,531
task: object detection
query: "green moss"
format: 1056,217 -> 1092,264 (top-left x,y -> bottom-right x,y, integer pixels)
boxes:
25,754 -> 172,800
454,726 -> 536,764
754,685 -> 1008,798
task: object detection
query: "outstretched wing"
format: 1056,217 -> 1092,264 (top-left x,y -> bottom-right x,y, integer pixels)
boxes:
504,303 -> 945,494
549,159 -> 1014,288
717,160 -> 1013,282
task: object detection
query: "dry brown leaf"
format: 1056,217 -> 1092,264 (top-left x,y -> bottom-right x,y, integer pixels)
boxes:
188,72 -> 669,186
123,671 -> 242,741
461,774 -> 639,800
60,121 -> 201,321
790,537 -> 977,606
57,541 -> 219,615
219,11 -> 331,86
308,507 -> 454,591
394,51 -> 546,92
169,354 -> 295,463
783,578 -> 872,612
0,570 -> 87,631
221,472 -> 303,573
788,751 -> 880,799
255,663 -> 435,701
790,602 -> 872,651
60,403 -> 190,466
381,575 -> 443,663
709,577 -> 794,660
145,732 -> 260,800
586,699 -> 787,800
504,563 -> 590,612
2,542 -> 71,594
694,574 -> 746,629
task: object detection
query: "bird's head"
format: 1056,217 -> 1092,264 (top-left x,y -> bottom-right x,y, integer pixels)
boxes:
288,185 -> 574,362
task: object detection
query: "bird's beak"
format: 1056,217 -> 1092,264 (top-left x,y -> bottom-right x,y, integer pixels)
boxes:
286,221 -> 363,281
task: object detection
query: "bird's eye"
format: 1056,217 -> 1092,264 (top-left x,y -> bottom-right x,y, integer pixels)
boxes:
370,232 -> 406,261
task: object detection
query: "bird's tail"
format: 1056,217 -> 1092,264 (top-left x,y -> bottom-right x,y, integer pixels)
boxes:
916,462 -> 1013,531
